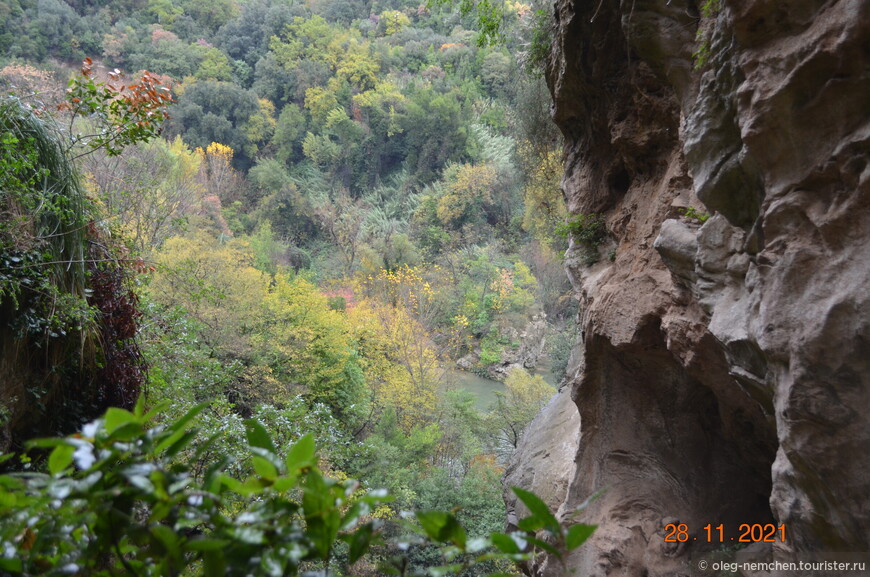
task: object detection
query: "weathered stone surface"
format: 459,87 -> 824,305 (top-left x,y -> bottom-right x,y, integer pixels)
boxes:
504,385 -> 581,557
479,315 -> 551,379
653,218 -> 699,284
507,0 -> 870,574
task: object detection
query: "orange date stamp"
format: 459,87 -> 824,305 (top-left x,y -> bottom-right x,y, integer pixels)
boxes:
664,523 -> 787,543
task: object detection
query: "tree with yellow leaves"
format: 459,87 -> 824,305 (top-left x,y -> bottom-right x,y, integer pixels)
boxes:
435,162 -> 497,228
348,298 -> 441,431
148,232 -> 269,359
520,145 -> 567,248
256,275 -> 365,419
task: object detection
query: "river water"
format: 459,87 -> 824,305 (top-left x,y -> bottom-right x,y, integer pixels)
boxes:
443,359 -> 557,411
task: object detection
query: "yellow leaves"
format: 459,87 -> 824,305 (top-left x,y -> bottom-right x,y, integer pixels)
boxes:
507,1 -> 532,17
521,146 -> 567,246
168,136 -> 202,181
503,367 -> 554,415
435,163 -> 497,227
149,233 -> 269,358
361,265 -> 438,318
304,86 -> 339,125
352,82 -> 406,110
450,163 -> 496,200
203,141 -> 234,161
334,42 -> 380,91
243,99 -> 277,156
348,299 -> 440,431
259,275 -> 359,407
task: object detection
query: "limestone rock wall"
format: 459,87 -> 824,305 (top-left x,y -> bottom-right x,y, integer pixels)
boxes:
505,1 -> 870,574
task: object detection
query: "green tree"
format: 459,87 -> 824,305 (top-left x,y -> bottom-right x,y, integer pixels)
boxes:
166,81 -> 260,167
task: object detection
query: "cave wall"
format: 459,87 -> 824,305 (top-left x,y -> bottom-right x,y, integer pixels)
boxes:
504,0 -> 870,574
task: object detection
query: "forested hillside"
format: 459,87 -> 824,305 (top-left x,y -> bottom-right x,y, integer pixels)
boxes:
0,1 -> 582,574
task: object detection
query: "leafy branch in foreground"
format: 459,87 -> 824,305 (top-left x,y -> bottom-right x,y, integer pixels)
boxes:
0,401 -> 596,576
59,57 -> 173,158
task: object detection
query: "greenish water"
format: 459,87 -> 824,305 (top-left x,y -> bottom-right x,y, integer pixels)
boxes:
444,360 -> 557,411
444,369 -> 505,410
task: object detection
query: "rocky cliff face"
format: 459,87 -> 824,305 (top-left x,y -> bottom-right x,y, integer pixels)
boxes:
505,1 -> 870,575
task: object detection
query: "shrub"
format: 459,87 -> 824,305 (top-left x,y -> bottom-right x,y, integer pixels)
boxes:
555,213 -> 607,246
0,402 -> 596,576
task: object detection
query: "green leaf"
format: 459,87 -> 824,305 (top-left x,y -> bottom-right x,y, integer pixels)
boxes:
303,471 -> 342,559
221,474 -> 266,496
203,550 -> 227,577
156,429 -> 198,458
186,538 -> 231,552
104,407 -> 136,434
516,515 -> 546,532
272,473 -> 299,492
0,558 -> 22,572
490,532 -> 520,554
0,475 -> 25,491
512,487 -> 560,535
416,511 -> 466,548
141,399 -> 170,421
285,434 -> 316,471
151,524 -> 182,559
48,443 -> 75,475
566,523 -> 596,550
133,395 -> 148,417
346,522 -> 374,564
245,419 -> 276,454
106,421 -> 145,442
252,455 -> 278,480
525,535 -> 559,557
167,403 -> 207,434
26,437 -> 68,450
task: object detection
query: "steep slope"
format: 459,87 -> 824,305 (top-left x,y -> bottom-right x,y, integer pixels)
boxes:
505,0 -> 870,574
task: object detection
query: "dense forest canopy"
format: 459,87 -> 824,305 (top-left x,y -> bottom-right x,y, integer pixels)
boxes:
0,0 -> 589,574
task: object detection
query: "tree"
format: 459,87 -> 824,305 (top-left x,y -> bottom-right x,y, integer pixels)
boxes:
436,162 -> 497,228
488,367 -> 554,453
521,145 -> 566,247
196,141 -> 248,207
148,232 -> 269,358
313,191 -> 368,276
248,158 -> 319,244
402,87 -> 467,182
165,80 -> 260,167
348,298 -> 441,431
256,275 -> 365,419
83,136 -> 203,253
270,103 -> 307,164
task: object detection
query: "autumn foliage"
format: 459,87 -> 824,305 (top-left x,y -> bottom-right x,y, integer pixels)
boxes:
60,58 -> 173,157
